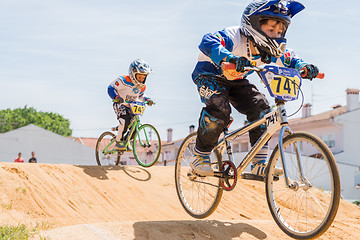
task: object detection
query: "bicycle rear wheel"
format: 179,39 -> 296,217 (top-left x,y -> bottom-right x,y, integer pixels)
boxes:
175,132 -> 223,219
132,124 -> 161,167
266,132 -> 340,239
95,131 -> 121,166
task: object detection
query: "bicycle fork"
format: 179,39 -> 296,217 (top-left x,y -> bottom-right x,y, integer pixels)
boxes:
278,126 -> 309,190
276,104 -> 308,190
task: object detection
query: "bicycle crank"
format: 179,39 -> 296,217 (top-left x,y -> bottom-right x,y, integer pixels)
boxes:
219,161 -> 237,191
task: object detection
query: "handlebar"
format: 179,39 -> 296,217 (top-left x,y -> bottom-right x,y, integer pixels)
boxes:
115,100 -> 153,106
222,62 -> 325,79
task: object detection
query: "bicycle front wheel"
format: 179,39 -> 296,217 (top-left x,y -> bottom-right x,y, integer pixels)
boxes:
132,124 -> 161,167
95,131 -> 121,166
266,132 -> 340,239
175,132 -> 223,219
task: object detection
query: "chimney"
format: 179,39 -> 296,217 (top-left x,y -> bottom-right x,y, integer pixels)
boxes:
189,125 -> 195,133
302,103 -> 312,118
167,128 -> 173,143
346,88 -> 360,112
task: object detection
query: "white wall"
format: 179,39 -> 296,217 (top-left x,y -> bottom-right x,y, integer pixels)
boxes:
0,124 -> 95,165
334,108 -> 360,200
335,109 -> 360,165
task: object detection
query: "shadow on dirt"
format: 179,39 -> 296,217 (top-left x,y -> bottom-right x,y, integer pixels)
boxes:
133,220 -> 267,240
76,165 -> 151,182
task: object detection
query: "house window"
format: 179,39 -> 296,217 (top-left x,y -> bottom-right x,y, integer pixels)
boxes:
321,134 -> 336,148
240,142 -> 249,152
233,143 -> 240,153
165,151 -> 171,160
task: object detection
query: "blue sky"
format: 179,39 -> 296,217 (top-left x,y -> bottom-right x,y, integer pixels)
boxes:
1,0 -> 359,141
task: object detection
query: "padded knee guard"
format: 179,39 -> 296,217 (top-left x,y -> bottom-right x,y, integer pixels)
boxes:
196,108 -> 229,153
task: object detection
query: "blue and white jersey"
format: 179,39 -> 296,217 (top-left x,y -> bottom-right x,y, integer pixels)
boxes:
192,26 -> 308,81
108,75 -> 148,103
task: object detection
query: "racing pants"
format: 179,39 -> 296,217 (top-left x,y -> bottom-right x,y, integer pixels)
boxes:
194,74 -> 270,155
113,102 -> 134,142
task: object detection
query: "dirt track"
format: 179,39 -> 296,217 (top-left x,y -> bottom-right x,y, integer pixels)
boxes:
0,162 -> 359,239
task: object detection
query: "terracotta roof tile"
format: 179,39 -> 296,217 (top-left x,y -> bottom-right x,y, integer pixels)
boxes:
289,105 -> 347,125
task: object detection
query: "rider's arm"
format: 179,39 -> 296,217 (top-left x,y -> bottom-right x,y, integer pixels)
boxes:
108,79 -> 123,102
279,48 -> 319,79
139,91 -> 154,105
279,48 -> 309,72
139,93 -> 147,102
107,85 -> 119,100
198,28 -> 235,66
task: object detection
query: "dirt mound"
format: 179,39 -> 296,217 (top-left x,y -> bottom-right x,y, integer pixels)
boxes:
0,163 -> 359,239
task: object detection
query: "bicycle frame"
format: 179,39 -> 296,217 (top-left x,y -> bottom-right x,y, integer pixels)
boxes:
214,99 -> 303,189
102,113 -> 155,156
123,115 -> 154,148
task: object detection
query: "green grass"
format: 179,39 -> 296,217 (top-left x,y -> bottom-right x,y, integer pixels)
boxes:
0,222 -> 52,240
0,224 -> 30,240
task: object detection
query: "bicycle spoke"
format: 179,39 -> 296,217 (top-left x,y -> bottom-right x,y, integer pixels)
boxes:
175,132 -> 223,218
133,124 -> 161,167
95,132 -> 120,166
266,132 -> 340,239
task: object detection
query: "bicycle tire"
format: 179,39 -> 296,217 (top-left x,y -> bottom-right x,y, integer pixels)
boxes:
132,124 -> 161,167
95,131 -> 121,166
266,132 -> 340,239
175,132 -> 223,219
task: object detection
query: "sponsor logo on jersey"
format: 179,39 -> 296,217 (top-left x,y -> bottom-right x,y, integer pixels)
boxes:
215,33 -> 225,47
284,52 -> 291,66
133,88 -> 140,94
125,96 -> 137,102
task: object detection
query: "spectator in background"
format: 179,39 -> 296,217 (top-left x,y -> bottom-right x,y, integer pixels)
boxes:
28,151 -> 37,163
14,152 -> 24,163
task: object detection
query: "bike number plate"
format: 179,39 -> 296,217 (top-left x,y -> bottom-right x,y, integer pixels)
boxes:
132,104 -> 145,116
259,65 -> 302,101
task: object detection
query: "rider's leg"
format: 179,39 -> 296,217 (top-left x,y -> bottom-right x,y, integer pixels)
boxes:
116,118 -> 125,142
229,79 -> 281,176
113,103 -> 128,150
191,74 -> 231,176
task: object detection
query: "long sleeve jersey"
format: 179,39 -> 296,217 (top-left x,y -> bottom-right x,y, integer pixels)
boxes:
192,26 -> 309,81
108,75 -> 149,103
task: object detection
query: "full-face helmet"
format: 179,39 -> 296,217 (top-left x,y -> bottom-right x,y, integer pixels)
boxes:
240,0 -> 305,62
128,59 -> 152,89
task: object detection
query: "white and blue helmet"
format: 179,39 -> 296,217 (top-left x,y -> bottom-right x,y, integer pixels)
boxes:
240,0 -> 305,60
128,59 -> 152,89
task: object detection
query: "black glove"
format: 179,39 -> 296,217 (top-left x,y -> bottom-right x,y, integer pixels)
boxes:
302,64 -> 319,80
146,99 -> 154,106
228,56 -> 251,72
113,96 -> 124,103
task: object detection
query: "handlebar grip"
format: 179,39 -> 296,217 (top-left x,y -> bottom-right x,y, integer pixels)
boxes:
317,72 -> 325,79
301,68 -> 325,79
221,62 -> 236,70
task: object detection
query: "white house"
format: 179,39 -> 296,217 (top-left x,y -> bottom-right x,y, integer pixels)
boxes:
0,124 -> 95,165
280,88 -> 360,200
161,88 -> 360,201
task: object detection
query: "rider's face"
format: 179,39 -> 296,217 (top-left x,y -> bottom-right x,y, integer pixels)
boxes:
136,74 -> 146,83
261,19 -> 285,38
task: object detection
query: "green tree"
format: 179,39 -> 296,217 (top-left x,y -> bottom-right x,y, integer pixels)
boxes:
0,106 -> 72,136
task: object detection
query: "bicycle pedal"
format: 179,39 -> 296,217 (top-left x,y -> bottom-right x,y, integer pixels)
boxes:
240,172 -> 280,182
187,170 -> 197,181
240,172 -> 265,182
